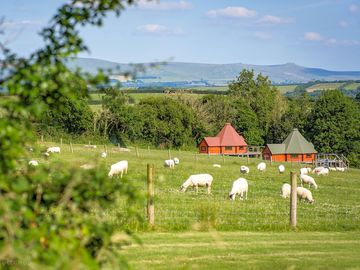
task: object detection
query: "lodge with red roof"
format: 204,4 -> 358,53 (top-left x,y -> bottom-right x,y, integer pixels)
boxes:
198,123 -> 248,155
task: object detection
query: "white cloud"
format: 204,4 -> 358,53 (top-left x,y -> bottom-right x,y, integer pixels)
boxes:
207,6 -> 257,19
339,20 -> 349,28
349,4 -> 359,13
304,32 -> 360,46
258,15 -> 294,24
304,32 -> 324,41
137,0 -> 191,10
254,32 -> 271,40
2,20 -> 41,29
136,24 -> 184,35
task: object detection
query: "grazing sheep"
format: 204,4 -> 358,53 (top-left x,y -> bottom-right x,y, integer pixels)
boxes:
80,164 -> 94,170
297,187 -> 314,203
180,174 -> 213,194
108,160 -> 128,178
317,168 -> 329,176
336,167 -> 345,172
164,159 -> 175,168
213,164 -> 221,168
313,166 -> 324,174
240,165 -> 250,174
43,152 -> 50,157
257,162 -> 266,172
28,160 -> 39,166
280,183 -> 291,198
300,167 -> 312,175
329,167 -> 337,171
229,178 -> 248,200
278,165 -> 285,174
101,152 -> 107,158
46,146 -> 61,153
173,157 -> 180,165
300,174 -> 318,189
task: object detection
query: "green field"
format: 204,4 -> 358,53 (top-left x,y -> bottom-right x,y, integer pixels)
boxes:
119,231 -> 360,270
276,84 -> 298,93
27,142 -> 360,269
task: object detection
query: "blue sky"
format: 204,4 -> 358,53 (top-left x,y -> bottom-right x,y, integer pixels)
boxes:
1,0 -> 360,70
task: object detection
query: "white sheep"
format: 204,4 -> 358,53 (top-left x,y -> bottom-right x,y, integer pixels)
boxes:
278,165 -> 285,174
164,159 -> 175,168
300,167 -> 312,175
280,183 -> 291,198
297,187 -> 314,203
336,167 -> 345,172
101,152 -> 107,158
173,157 -> 180,165
300,174 -> 318,189
329,167 -> 337,171
317,168 -> 329,176
257,162 -> 266,172
28,160 -> 39,166
213,164 -> 221,168
240,165 -> 249,174
313,166 -> 324,174
229,178 -> 248,200
108,160 -> 128,178
180,174 -> 213,194
80,164 -> 94,170
46,146 -> 61,153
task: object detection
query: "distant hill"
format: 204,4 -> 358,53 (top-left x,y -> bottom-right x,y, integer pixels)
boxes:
68,58 -> 360,84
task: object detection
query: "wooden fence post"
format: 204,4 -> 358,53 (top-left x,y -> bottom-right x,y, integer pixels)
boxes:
246,154 -> 249,165
290,171 -> 297,229
195,153 -> 198,162
147,164 -> 155,227
136,146 -> 139,158
60,138 -> 63,147
270,156 -> 273,166
222,154 -> 225,164
41,135 -> 44,142
70,141 -> 74,154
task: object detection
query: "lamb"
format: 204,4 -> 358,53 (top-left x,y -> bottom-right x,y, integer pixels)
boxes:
329,167 -> 337,171
297,187 -> 314,203
300,174 -> 318,189
46,146 -> 61,153
278,165 -> 285,174
240,165 -> 249,174
173,157 -> 180,165
336,167 -> 345,172
300,167 -> 312,175
164,159 -> 175,168
313,166 -> 324,174
108,160 -> 128,178
101,152 -> 107,158
213,164 -> 221,168
180,174 -> 213,194
317,168 -> 329,176
280,183 -> 291,198
80,164 -> 94,170
229,178 -> 248,200
28,160 -> 39,166
257,162 -> 266,172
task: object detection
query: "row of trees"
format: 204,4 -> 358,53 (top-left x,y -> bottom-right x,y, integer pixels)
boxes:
40,69 -> 360,167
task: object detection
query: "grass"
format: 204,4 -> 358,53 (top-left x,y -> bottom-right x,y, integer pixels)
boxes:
118,231 -> 360,270
33,141 -> 360,232
275,85 -> 298,93
306,83 -> 343,92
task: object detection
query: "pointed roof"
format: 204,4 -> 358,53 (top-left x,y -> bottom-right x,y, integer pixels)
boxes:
282,128 -> 317,154
216,123 -> 247,146
203,137 -> 220,147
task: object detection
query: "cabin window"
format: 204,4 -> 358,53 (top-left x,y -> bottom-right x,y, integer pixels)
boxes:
225,146 -> 232,150
239,146 -> 244,150
201,146 -> 207,151
306,154 -> 312,158
291,154 -> 298,158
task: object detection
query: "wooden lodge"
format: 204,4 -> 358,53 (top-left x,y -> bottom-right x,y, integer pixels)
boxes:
262,128 -> 317,163
199,123 -> 248,155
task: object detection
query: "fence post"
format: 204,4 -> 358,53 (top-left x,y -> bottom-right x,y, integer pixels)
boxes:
148,145 -> 150,154
222,154 -> 225,164
270,156 -> 273,166
195,153 -> 198,162
247,154 -> 249,165
136,146 -> 139,158
290,171 -> 297,229
41,134 -> 44,142
60,138 -> 63,147
147,164 -> 155,227
70,141 -> 74,154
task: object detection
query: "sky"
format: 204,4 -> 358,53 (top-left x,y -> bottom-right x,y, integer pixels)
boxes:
1,0 -> 360,70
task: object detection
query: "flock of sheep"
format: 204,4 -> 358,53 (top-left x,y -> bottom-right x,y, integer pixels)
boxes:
29,146 -> 347,205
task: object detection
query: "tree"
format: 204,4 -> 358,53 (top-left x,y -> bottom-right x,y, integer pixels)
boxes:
307,90 -> 360,166
0,0 -> 148,268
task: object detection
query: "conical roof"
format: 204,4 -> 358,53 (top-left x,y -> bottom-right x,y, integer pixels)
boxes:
215,123 -> 247,146
282,128 -> 317,154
